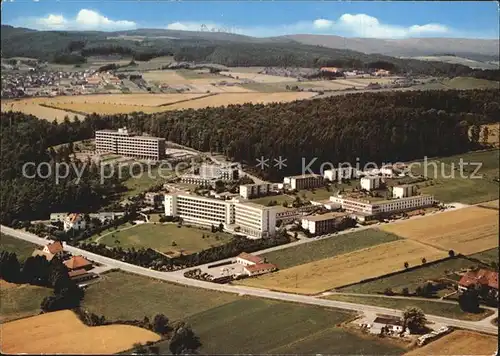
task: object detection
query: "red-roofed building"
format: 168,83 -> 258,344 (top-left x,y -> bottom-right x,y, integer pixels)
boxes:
244,263 -> 277,276
64,256 -> 93,271
63,213 -> 87,232
459,269 -> 498,298
42,241 -> 64,255
236,252 -> 265,266
68,269 -> 98,283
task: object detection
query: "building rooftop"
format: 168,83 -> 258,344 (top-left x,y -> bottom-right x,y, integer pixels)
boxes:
45,241 -> 63,254
373,316 -> 403,326
237,252 -> 265,265
286,174 -> 322,179
459,269 -> 498,290
64,256 -> 92,270
244,263 -> 277,273
302,211 -> 347,222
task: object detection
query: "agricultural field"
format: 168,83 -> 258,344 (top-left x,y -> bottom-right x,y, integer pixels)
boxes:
408,150 -> 499,204
92,223 -> 232,255
469,247 -> 499,265
219,71 -> 298,83
0,233 -> 38,261
0,280 -> 52,322
1,99 -> 85,121
379,206 -> 499,255
478,199 -> 499,210
238,239 -> 447,295
0,309 -> 160,354
81,271 -> 239,321
260,229 -> 401,269
404,330 -> 498,356
324,295 -> 493,321
155,299 -> 404,355
336,257 -> 484,294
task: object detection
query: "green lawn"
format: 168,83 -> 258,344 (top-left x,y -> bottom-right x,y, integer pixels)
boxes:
324,294 -> 493,321
409,150 -> 499,204
469,248 -> 499,265
81,271 -> 239,321
93,223 -> 232,254
337,257 -> 482,295
156,299 -> 403,355
176,69 -> 223,80
250,194 -> 295,206
0,282 -> 52,322
121,166 -> 173,198
0,234 -> 38,261
261,229 -> 401,269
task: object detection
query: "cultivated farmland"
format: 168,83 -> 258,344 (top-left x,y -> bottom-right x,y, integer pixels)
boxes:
155,299 -> 404,355
238,240 -> 447,294
219,71 -> 298,83
0,280 -> 52,322
379,206 -> 499,255
404,330 -> 498,356
0,309 -> 160,354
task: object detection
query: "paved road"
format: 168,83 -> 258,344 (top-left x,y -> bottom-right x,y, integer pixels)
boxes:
2,224 -> 496,335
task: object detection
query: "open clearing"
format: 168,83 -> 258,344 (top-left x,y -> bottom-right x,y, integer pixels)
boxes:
404,330 -> 498,356
0,233 -> 38,261
469,247 -> 499,265
155,299 -> 403,355
409,150 -> 499,204
324,295 -> 493,321
261,229 -> 401,269
0,280 -> 52,322
219,71 -> 298,83
238,239 -> 447,295
379,206 -> 499,255
82,271 -> 238,321
337,257 -> 485,294
0,309 -> 160,354
93,223 -> 232,254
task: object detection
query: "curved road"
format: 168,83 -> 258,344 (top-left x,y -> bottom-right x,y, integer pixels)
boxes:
2,225 -> 497,335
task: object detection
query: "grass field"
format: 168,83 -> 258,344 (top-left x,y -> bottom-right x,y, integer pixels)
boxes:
0,234 -> 38,261
250,194 -> 295,206
219,71 -> 298,83
0,309 -> 160,354
324,295 -> 493,321
404,330 -> 498,355
469,247 -> 499,265
478,199 -> 499,209
120,166 -> 173,198
238,240 -> 447,295
251,188 -> 335,206
155,299 -> 404,355
260,229 -> 401,269
81,271 -> 239,321
379,206 -> 499,255
0,280 -> 52,322
336,257 -> 482,294
94,223 -> 232,254
409,150 -> 499,204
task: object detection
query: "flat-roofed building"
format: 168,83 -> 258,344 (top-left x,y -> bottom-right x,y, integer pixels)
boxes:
284,174 -> 323,190
360,176 -> 381,191
199,163 -> 239,181
239,183 -> 279,199
95,127 -> 165,160
329,194 -> 434,220
392,184 -> 416,199
275,205 -> 322,224
233,201 -> 277,239
301,211 -> 349,235
324,167 -> 359,182
164,193 -> 233,228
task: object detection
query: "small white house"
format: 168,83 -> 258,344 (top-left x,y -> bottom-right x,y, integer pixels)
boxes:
63,213 -> 87,232
360,176 -> 381,191
393,185 -> 416,199
236,252 -> 265,266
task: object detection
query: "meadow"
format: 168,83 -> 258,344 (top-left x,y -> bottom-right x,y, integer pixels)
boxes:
0,309 -> 160,354
260,229 -> 401,269
404,330 -> 498,356
379,206 -> 499,255
93,223 -> 232,255
239,239 -> 447,294
0,280 -> 52,322
469,247 -> 499,265
324,295 -> 493,321
0,233 -> 38,261
156,299 -> 404,355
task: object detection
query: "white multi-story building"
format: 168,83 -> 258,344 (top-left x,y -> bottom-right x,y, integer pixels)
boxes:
233,201 -> 277,239
392,185 -> 416,199
239,183 -> 279,199
360,176 -> 381,191
199,163 -> 239,181
301,212 -> 349,235
164,194 -> 233,228
283,174 -> 323,190
164,194 -> 277,238
323,167 -> 360,182
95,127 -> 165,160
329,194 -> 434,220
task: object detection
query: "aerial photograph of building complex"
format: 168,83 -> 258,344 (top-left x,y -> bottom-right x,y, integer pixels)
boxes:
0,0 -> 498,355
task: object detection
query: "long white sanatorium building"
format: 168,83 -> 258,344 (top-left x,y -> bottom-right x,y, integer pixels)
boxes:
164,194 -> 276,239
95,127 -> 165,160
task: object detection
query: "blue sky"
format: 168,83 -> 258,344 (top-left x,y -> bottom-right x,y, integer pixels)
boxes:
2,1 -> 499,39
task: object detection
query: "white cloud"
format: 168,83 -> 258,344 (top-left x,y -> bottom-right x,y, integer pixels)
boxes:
165,14 -> 452,39
16,9 -> 137,31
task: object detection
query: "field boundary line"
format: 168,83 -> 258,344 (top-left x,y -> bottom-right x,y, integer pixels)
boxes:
39,103 -> 87,116
155,93 -> 218,107
265,325 -> 343,354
